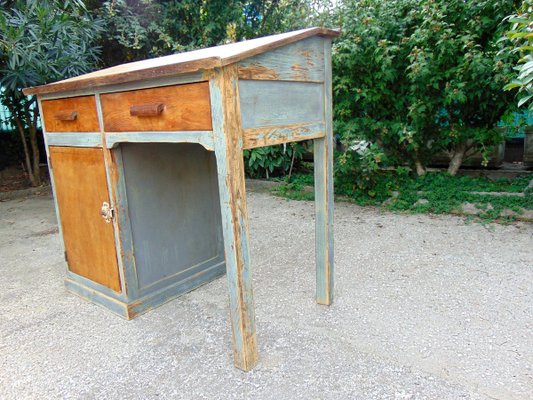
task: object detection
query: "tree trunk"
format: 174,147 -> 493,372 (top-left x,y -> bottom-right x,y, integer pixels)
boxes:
13,117 -> 36,185
448,142 -> 467,176
27,104 -> 41,186
29,126 -> 41,186
414,159 -> 426,176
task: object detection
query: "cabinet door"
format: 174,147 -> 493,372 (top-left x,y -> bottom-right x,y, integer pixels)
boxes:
49,146 -> 121,292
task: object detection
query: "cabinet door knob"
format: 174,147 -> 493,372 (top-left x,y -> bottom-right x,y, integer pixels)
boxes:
100,202 -> 114,223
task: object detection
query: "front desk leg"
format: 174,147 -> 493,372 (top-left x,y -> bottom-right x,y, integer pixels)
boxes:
210,65 -> 258,371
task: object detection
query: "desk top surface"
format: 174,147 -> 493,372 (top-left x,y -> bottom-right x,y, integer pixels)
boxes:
24,27 -> 339,96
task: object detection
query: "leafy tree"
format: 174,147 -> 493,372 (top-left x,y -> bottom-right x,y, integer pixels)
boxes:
91,0 -> 324,68
333,0 -> 519,176
502,0 -> 533,110
0,0 -> 101,185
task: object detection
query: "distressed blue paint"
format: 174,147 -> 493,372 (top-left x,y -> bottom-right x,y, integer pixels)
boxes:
105,131 -> 214,151
314,38 -> 334,305
110,145 -> 140,301
37,98 -> 70,278
210,66 -> 257,371
95,92 -> 129,296
65,270 -> 127,301
45,132 -> 102,147
65,277 -> 130,318
119,143 -> 224,295
128,260 -> 226,317
66,256 -> 225,319
238,36 -> 325,82
239,80 -> 324,129
243,121 -> 325,149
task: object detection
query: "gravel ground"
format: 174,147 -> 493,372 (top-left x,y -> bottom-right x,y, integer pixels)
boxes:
0,190 -> 532,400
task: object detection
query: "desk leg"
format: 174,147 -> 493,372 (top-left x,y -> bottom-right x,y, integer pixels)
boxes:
315,37 -> 335,305
210,65 -> 258,371
314,136 -> 334,305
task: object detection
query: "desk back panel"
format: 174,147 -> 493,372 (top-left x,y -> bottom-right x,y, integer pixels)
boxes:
120,143 -> 224,294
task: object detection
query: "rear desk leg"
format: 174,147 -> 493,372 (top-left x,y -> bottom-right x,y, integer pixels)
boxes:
209,65 -> 258,371
315,37 -> 334,305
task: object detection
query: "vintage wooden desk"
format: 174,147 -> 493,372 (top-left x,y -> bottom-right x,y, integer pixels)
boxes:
23,27 -> 338,371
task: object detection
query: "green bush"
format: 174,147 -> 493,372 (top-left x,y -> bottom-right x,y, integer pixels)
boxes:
333,0 -> 519,176
502,0 -> 533,110
244,142 -> 305,179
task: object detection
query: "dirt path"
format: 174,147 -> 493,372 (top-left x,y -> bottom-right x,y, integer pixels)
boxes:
0,192 -> 531,399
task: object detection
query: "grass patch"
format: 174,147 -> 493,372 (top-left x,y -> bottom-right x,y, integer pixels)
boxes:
273,171 -> 532,223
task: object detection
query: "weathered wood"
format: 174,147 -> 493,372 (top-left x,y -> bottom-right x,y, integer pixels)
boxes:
38,72 -> 206,101
41,96 -> 99,132
243,122 -> 325,149
126,260 -> 226,318
105,131 -> 214,151
48,146 -> 121,292
314,38 -> 334,305
209,65 -> 258,371
119,143 -> 224,294
65,277 -> 130,318
54,110 -> 78,121
24,28 -> 339,96
106,145 -> 139,301
239,80 -> 324,129
37,98 -> 69,280
101,82 -> 212,132
97,93 -> 130,296
238,36 -> 325,82
45,132 -> 102,147
129,103 -> 165,117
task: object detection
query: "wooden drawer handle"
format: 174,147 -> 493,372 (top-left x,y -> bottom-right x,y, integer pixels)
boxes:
54,111 -> 78,121
130,103 -> 165,117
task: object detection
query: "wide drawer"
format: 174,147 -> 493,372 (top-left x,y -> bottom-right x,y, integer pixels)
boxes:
100,82 -> 212,132
41,96 -> 99,132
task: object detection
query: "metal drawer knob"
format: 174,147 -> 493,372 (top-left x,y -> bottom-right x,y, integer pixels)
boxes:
100,202 -> 114,223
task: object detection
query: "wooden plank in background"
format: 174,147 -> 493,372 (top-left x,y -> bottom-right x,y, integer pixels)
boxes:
49,146 -> 121,292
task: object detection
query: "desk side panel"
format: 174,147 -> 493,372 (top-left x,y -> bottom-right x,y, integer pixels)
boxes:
237,36 -> 325,82
239,80 -> 326,148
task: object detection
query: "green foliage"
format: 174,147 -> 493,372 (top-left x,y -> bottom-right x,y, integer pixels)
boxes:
274,170 -> 533,223
92,0 -> 325,67
333,0 -> 519,175
95,0 -> 244,64
0,0 -> 101,185
502,0 -> 533,110
334,141 -> 386,197
244,142 -> 305,179
0,0 -> 101,91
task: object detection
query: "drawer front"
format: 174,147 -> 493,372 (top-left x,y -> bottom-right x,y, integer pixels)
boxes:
41,96 -> 99,132
101,82 -> 212,132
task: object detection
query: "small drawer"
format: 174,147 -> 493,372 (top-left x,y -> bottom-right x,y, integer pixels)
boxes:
100,82 -> 212,132
41,96 -> 99,132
